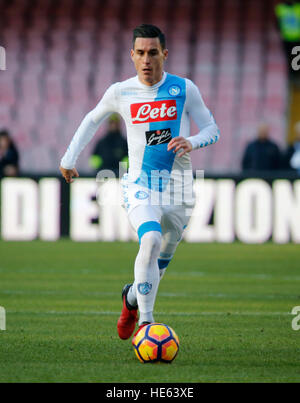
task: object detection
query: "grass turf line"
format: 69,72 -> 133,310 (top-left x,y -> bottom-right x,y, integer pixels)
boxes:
0,240 -> 299,382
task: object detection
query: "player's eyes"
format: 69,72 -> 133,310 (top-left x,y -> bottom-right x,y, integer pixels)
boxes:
136,50 -> 158,56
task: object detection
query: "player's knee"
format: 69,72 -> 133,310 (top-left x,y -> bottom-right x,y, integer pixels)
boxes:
140,231 -> 162,264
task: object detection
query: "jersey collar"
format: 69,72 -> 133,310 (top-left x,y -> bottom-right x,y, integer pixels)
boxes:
136,71 -> 167,90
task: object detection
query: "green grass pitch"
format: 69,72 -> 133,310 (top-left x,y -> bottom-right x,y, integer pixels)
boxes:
0,240 -> 299,383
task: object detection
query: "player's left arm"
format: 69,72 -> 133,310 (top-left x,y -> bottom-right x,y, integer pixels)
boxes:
168,79 -> 220,157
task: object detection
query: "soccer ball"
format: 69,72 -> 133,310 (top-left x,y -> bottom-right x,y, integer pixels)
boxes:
132,323 -> 179,363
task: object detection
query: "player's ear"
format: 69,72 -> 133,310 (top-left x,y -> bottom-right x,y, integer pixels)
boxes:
130,48 -> 134,61
163,48 -> 168,60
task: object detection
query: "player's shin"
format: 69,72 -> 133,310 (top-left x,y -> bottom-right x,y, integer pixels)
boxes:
134,231 -> 161,325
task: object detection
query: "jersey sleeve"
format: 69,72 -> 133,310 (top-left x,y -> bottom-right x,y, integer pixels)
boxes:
60,83 -> 119,169
185,79 -> 220,150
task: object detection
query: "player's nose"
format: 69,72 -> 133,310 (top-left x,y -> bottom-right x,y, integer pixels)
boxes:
143,53 -> 151,64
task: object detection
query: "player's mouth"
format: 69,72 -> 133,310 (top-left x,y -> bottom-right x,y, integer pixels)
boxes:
142,68 -> 152,75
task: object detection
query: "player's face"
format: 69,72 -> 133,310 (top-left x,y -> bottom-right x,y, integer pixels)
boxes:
131,37 -> 168,86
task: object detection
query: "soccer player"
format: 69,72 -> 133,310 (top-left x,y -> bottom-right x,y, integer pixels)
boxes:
60,24 -> 220,340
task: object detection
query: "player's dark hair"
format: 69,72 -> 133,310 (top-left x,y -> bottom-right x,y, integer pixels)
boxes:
132,24 -> 166,50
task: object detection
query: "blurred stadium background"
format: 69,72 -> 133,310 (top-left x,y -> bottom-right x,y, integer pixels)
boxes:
0,0 -> 299,242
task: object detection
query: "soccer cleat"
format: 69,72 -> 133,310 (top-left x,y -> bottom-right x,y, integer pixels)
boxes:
117,284 -> 138,340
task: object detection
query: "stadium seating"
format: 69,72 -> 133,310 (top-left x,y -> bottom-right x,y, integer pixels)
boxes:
0,0 -> 287,174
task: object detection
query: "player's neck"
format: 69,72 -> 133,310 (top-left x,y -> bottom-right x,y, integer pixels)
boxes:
137,71 -> 166,87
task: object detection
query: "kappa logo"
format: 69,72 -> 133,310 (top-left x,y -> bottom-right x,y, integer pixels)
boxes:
131,100 -> 177,124
121,90 -> 137,96
137,282 -> 152,295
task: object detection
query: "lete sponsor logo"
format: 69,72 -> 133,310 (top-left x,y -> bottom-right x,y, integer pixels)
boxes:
131,100 -> 177,124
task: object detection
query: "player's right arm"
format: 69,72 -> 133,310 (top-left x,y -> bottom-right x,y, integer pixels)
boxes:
60,83 -> 119,181
59,166 -> 79,183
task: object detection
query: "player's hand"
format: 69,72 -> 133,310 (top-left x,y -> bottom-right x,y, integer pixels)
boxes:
167,137 -> 193,157
59,166 -> 79,183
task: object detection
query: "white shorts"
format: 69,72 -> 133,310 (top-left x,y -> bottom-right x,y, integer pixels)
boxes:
121,173 -> 195,264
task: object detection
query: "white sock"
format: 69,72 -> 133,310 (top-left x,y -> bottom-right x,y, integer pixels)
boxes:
127,284 -> 137,308
139,311 -> 154,324
134,231 -> 161,326
127,266 -> 166,308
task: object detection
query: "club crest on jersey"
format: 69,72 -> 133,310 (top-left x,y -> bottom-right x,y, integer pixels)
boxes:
168,85 -> 181,96
131,100 -> 177,124
135,190 -> 149,200
137,282 -> 152,295
146,128 -> 172,146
